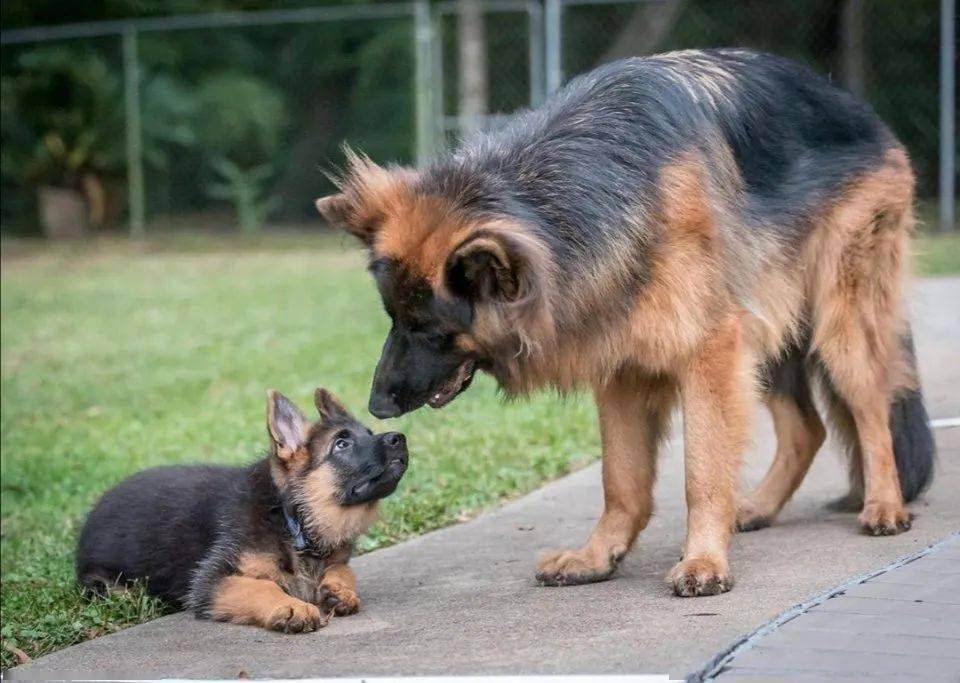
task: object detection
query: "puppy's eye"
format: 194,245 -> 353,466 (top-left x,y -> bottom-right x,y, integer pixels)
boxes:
332,438 -> 352,452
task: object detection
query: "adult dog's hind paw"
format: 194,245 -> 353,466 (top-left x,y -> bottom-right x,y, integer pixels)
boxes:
735,499 -> 774,532
859,501 -> 912,536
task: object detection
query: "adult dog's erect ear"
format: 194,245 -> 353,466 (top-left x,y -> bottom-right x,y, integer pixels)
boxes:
315,148 -> 418,247
446,234 -> 522,301
266,390 -> 308,461
315,193 -> 376,245
314,387 -> 353,423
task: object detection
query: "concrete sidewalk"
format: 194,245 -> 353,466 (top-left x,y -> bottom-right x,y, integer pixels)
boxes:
12,278 -> 960,680
708,534 -> 960,681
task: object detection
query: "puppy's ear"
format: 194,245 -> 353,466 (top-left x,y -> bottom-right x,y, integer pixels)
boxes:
314,387 -> 353,423
266,390 -> 308,462
446,235 -> 521,301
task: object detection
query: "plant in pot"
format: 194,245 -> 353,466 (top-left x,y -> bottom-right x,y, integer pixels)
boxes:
0,47 -> 125,237
0,46 -> 196,237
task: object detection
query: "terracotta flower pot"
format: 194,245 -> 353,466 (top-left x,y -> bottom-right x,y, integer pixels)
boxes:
38,185 -> 88,239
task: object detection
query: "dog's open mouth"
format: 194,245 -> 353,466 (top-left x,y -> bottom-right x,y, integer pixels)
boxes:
427,360 -> 475,409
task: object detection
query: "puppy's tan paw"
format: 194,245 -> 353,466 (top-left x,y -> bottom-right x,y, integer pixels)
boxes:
266,601 -> 326,633
859,501 -> 912,536
535,544 -> 626,587
667,557 -> 733,597
319,583 -> 361,616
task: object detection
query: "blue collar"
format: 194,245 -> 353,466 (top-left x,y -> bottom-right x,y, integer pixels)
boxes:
281,502 -> 329,558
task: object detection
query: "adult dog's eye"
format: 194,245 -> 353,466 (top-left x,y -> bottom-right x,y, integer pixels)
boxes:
332,438 -> 352,452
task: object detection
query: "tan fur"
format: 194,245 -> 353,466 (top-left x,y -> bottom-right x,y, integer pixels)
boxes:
737,394 -> 827,527
236,552 -> 284,582
537,370 -> 676,584
294,464 -> 379,546
210,575 -> 326,632
668,313 -> 752,595
320,563 -> 360,615
800,147 -> 915,531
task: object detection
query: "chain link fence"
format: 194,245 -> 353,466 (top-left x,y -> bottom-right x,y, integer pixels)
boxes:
0,0 -> 954,236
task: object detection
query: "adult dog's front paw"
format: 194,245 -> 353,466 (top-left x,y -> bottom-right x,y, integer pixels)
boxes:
319,583 -> 361,616
266,600 -> 327,633
535,544 -> 626,587
667,557 -> 733,597
859,501 -> 912,536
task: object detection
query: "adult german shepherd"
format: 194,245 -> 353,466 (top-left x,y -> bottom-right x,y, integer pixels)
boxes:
317,49 -> 934,596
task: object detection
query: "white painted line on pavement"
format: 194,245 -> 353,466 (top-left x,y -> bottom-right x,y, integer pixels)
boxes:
930,416 -> 960,429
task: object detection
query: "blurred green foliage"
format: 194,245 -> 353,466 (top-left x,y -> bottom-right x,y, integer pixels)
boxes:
206,158 -> 280,232
0,0 -> 947,232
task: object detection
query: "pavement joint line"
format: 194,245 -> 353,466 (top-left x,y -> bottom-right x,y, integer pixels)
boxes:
686,532 -> 960,683
929,416 -> 960,429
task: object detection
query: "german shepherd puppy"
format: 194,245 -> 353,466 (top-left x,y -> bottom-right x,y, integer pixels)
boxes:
316,49 -> 934,596
76,388 -> 408,632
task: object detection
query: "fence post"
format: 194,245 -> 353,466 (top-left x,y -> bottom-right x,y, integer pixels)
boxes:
527,0 -> 545,107
544,0 -> 562,94
122,24 -> 145,237
414,0 -> 436,167
940,0 -> 956,232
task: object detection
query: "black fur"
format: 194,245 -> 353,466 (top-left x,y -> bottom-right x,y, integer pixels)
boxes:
420,48 -> 890,274
888,332 -> 935,501
76,462 -> 280,609
76,392 -> 408,617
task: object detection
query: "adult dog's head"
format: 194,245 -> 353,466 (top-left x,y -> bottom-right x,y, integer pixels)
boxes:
316,151 -> 555,418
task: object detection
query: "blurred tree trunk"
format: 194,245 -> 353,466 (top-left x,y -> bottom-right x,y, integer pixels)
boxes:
457,0 -> 488,135
274,88 -> 340,220
599,0 -> 685,64
839,0 -> 866,97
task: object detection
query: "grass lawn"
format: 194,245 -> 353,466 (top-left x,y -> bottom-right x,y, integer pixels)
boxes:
1,228 -> 957,668
913,231 -> 960,276
0,233 -> 597,668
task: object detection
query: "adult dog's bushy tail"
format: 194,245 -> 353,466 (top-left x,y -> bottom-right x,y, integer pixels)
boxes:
890,330 -> 935,501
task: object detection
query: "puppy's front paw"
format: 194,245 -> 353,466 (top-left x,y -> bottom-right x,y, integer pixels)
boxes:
859,501 -> 912,536
266,600 -> 327,633
319,583 -> 361,616
667,557 -> 733,597
535,544 -> 626,587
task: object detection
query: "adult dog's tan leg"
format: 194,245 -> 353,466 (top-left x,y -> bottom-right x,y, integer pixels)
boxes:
737,393 -> 825,531
668,315 -> 751,596
536,370 -> 675,586
806,153 -> 914,534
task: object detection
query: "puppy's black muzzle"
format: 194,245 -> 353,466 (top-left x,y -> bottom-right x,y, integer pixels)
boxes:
341,432 -> 408,505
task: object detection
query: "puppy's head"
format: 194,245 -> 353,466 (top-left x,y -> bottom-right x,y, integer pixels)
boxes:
266,388 -> 408,543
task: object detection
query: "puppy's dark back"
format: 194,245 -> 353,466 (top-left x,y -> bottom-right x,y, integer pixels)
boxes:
76,465 -> 247,606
